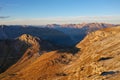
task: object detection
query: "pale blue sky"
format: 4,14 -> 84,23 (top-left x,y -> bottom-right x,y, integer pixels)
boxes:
0,0 -> 120,25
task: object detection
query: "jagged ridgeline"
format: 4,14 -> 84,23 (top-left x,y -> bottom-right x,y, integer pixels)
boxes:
0,23 -> 117,48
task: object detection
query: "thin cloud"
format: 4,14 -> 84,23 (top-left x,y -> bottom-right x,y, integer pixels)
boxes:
0,6 -> 10,19
0,16 -> 120,25
0,16 -> 10,19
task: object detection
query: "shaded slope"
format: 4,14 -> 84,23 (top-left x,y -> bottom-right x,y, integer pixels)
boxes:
0,34 -> 41,74
0,25 -> 74,47
0,26 -> 7,39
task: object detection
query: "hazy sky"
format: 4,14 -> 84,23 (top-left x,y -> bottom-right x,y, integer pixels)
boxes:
0,0 -> 120,25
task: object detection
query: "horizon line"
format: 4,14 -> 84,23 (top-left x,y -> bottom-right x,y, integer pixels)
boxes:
0,16 -> 120,25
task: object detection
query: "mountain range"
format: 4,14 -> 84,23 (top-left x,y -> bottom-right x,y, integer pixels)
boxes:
0,23 -> 120,80
0,23 -> 117,47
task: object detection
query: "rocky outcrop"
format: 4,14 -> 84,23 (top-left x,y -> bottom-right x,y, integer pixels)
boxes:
16,34 -> 40,64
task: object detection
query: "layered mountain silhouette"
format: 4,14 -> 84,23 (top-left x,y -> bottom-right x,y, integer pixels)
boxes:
46,23 -> 115,43
0,25 -> 73,47
0,23 -> 117,47
0,23 -> 120,80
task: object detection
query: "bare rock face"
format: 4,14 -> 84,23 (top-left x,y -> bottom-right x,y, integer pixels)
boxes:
18,34 -> 40,57
18,34 -> 40,46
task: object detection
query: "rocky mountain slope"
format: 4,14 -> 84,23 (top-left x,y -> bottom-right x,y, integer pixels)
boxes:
0,26 -> 120,80
60,26 -> 120,80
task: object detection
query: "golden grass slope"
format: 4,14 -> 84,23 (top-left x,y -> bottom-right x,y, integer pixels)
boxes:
0,26 -> 120,80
